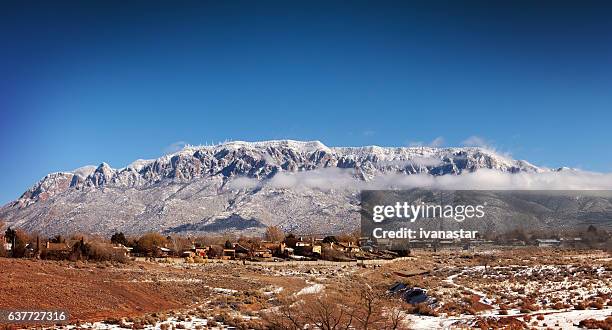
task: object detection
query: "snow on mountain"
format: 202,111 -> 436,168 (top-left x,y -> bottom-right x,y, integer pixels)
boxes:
0,140 -> 560,236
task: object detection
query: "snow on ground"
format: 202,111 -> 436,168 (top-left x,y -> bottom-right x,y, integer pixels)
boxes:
532,308 -> 612,329
296,282 -> 324,295
410,263 -> 612,329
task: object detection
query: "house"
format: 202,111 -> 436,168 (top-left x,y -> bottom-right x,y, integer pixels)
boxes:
183,246 -> 209,257
194,247 -> 208,257
261,241 -> 286,256
45,241 -> 71,251
112,244 -> 132,257
222,249 -> 235,260
294,244 -> 321,257
253,248 -> 273,259
44,241 -> 72,258
336,242 -> 360,253
560,237 -> 582,248
182,250 -> 196,257
2,233 -> 11,252
156,246 -> 172,257
233,243 -> 250,255
535,239 -> 561,247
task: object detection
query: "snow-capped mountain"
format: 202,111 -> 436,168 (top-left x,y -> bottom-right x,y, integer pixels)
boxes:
2,140 -> 591,236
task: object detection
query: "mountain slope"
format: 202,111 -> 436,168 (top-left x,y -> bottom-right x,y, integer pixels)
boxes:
0,140 -> 558,236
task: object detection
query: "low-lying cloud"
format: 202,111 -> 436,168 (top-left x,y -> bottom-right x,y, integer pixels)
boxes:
225,167 -> 612,192
378,157 -> 443,168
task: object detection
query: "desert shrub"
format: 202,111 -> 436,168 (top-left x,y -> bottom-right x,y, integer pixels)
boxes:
438,301 -> 462,316
552,302 -> 565,310
574,302 -> 587,310
135,233 -> 168,256
214,311 -> 231,323
589,301 -> 604,309
104,318 -> 122,325
473,317 -> 527,329
320,247 -> 349,261
131,322 -> 145,329
465,307 -> 477,315
411,303 -> 438,316
75,242 -> 128,263
579,317 -> 612,329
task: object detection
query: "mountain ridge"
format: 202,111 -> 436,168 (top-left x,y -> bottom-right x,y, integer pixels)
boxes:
5,140 -> 591,236
11,140 -> 541,207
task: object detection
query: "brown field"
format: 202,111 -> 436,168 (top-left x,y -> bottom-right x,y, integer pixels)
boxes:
1,248 -> 611,329
0,258 -> 306,325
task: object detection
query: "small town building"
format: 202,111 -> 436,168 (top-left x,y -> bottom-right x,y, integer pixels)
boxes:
222,249 -> 235,260
261,241 -> 286,255
182,250 -> 196,257
156,246 -> 172,257
336,242 -> 360,253
253,248 -> 273,258
535,239 -> 561,247
194,247 -> 208,257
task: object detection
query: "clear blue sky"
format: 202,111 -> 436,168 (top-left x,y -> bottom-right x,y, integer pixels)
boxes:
1,1 -> 612,204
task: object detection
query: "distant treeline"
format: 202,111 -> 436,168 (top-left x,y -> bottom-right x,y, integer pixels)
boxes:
488,225 -> 611,248
0,222 -> 362,262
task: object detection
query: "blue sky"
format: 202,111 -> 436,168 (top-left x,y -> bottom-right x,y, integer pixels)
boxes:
1,1 -> 612,204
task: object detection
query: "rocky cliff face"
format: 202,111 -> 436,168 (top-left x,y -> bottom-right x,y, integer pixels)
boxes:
0,140 -> 547,236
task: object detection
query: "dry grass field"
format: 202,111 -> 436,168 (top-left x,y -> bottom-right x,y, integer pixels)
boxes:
1,248 -> 611,329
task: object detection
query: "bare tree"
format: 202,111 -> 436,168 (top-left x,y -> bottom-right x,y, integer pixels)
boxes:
168,235 -> 192,255
303,293 -> 353,330
261,295 -> 305,330
263,281 -> 409,330
264,226 -> 285,242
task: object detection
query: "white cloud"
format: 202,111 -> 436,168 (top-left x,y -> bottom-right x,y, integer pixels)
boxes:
408,136 -> 445,148
399,169 -> 612,190
462,136 -> 490,148
225,168 -> 612,192
164,141 -> 187,154
460,136 -> 515,163
225,176 -> 261,190
409,157 -> 443,167
72,165 -> 97,178
268,168 -> 358,191
378,157 -> 443,168
429,137 -> 445,147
